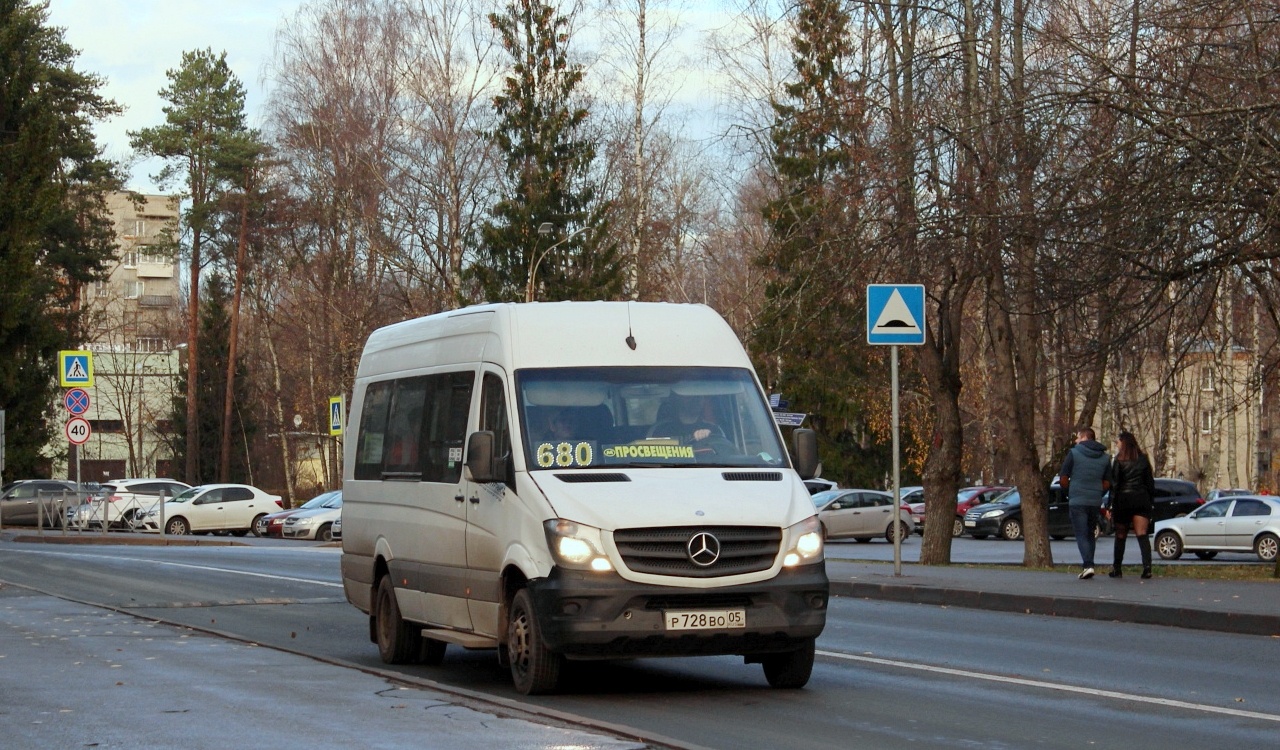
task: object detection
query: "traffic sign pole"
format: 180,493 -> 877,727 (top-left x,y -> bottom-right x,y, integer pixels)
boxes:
891,346 -> 902,576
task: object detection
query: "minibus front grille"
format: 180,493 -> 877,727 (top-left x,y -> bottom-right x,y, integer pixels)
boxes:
555,473 -> 631,483
721,471 -> 783,482
613,526 -> 781,577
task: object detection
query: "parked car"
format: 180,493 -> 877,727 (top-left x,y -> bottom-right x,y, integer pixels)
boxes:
135,484 -> 283,536
255,489 -> 341,537
331,514 -> 341,541
804,478 -> 838,495
1206,488 -> 1251,503
812,488 -> 913,542
909,485 -> 1012,537
1154,496 -> 1280,562
69,479 -> 190,529
0,480 -> 80,527
1150,478 -> 1205,521
963,485 -> 1081,540
281,491 -> 342,541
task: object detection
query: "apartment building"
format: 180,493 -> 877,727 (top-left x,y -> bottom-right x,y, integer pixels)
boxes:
57,192 -> 182,482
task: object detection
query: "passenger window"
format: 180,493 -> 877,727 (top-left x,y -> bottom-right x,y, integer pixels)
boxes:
422,372 -> 473,484
354,381 -> 393,480
1233,500 -> 1270,517
224,487 -> 253,502
384,377 -> 429,475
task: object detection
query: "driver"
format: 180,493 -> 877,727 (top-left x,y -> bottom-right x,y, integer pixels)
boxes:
650,395 -> 723,443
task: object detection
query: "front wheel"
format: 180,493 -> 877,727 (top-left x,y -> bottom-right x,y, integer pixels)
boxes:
250,514 -> 268,537
1155,530 -> 1183,560
1000,518 -> 1022,541
1256,533 -> 1279,563
761,639 -> 815,689
165,517 -> 189,536
375,576 -> 421,664
952,517 -> 964,538
508,588 -> 562,695
316,523 -> 333,542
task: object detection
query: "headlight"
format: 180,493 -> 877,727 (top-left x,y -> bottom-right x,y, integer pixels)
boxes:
981,509 -> 1003,518
544,519 -> 614,572
294,518 -> 314,527
782,516 -> 825,567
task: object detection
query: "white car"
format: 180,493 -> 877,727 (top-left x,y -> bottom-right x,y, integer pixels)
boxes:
812,488 -> 914,542
136,484 -> 283,536
1154,496 -> 1280,562
281,491 -> 342,541
70,479 -> 190,529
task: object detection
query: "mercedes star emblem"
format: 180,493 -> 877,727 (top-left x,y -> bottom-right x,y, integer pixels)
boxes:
686,532 -> 721,567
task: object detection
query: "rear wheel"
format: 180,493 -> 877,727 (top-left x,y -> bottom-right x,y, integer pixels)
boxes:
375,576 -> 421,664
1256,533 -> 1279,563
1000,517 -> 1022,540
761,639 -> 815,689
165,517 -> 189,535
1155,530 -> 1183,560
885,521 -> 909,543
1193,550 -> 1218,560
508,588 -> 561,695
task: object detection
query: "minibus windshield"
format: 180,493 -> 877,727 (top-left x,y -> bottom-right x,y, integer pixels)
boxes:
516,367 -> 788,470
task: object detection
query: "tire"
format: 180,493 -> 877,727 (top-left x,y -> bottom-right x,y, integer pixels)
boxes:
375,576 -> 421,664
761,639 -> 815,689
1193,550 -> 1218,560
316,523 -> 333,542
1000,517 -> 1022,541
250,514 -> 268,537
507,588 -> 562,695
952,517 -> 964,538
885,521 -> 908,543
1155,530 -> 1183,560
1256,533 -> 1279,563
165,517 -> 189,535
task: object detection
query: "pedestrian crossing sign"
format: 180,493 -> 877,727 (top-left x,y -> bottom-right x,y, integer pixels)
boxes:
59,350 -> 94,387
867,285 -> 926,345
329,396 -> 344,436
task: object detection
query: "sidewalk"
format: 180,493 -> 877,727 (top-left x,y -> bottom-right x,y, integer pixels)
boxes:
825,559 -> 1280,636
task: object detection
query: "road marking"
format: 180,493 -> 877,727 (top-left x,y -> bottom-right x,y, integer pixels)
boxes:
819,649 -> 1280,723
0,548 -> 342,588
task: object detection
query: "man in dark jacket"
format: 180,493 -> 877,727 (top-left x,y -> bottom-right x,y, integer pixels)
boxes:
1059,427 -> 1112,579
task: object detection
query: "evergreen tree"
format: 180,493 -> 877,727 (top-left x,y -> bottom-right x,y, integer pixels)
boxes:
0,0 -> 120,480
472,0 -> 621,303
169,274 -> 255,485
755,0 -> 887,487
129,49 -> 254,483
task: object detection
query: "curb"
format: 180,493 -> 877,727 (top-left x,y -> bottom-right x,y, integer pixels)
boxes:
830,580 -> 1280,637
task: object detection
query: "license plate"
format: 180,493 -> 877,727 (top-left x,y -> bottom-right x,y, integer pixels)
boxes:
664,609 -> 746,631
964,520 -> 976,527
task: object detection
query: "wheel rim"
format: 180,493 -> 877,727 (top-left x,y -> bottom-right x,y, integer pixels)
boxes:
1259,536 -> 1278,562
1156,533 -> 1178,557
1004,520 -> 1020,539
953,518 -> 963,537
509,607 -> 533,678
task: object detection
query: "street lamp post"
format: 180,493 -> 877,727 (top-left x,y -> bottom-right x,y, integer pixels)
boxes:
526,222 -> 590,303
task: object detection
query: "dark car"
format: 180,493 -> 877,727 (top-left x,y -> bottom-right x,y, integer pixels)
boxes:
910,485 -> 1013,537
963,485 -> 1110,540
1150,478 -> 1204,522
0,479 -> 80,527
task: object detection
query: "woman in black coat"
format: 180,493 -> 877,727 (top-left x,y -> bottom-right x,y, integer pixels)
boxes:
1108,431 -> 1156,579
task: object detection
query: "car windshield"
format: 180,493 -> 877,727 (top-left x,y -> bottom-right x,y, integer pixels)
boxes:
170,487 -> 202,504
990,489 -> 1019,504
517,366 -> 786,470
301,491 -> 338,510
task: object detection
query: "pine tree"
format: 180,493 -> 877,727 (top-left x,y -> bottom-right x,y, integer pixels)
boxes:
472,0 -> 621,303
169,274 -> 255,485
0,0 -> 120,480
130,49 -> 254,483
755,0 -> 885,487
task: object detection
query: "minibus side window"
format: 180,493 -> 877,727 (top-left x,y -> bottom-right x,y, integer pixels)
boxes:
481,373 -> 514,488
422,372 -> 473,483
384,377 -> 429,476
354,381 -> 393,480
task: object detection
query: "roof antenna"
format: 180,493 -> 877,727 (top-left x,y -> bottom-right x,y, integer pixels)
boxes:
625,302 -> 637,350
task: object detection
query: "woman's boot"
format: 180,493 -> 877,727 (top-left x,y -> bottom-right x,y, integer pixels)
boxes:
1138,534 -> 1152,579
1109,535 -> 1125,577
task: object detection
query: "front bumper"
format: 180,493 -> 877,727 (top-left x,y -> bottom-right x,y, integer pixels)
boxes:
963,515 -> 1002,536
525,564 -> 828,659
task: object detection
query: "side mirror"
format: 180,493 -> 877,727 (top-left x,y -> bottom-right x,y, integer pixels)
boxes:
792,428 -> 819,480
465,431 -> 500,483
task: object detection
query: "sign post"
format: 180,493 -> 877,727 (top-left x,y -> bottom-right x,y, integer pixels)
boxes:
868,284 -> 926,576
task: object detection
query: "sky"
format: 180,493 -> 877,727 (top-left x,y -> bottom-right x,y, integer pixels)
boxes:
44,0 -> 752,196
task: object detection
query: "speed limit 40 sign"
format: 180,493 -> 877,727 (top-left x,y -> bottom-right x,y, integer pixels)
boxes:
65,416 -> 91,445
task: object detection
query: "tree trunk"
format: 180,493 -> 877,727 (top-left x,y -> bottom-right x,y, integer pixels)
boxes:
220,191 -> 250,482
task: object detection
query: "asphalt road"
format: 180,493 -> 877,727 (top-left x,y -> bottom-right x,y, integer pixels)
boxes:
2,544 -> 1277,749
